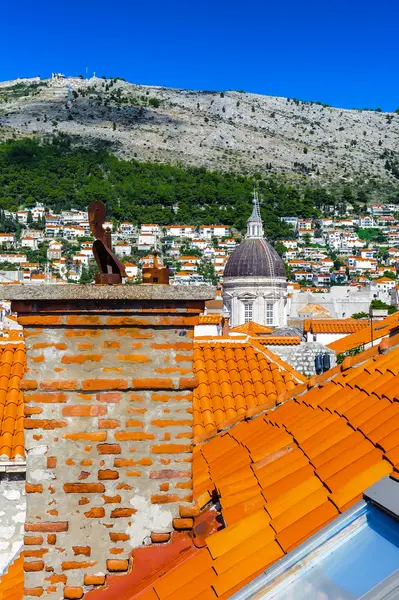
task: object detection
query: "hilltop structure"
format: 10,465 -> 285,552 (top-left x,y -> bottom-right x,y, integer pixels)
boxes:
222,192 -> 288,328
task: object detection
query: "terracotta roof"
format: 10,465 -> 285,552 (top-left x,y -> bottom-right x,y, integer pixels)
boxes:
298,303 -> 331,316
0,345 -> 25,460
0,555 -> 23,600
192,340 -> 306,440
89,334 -> 399,600
261,336 -> 301,345
198,315 -> 223,325
328,312 -> 399,354
229,322 -> 273,336
374,277 -> 395,283
303,318 -> 370,334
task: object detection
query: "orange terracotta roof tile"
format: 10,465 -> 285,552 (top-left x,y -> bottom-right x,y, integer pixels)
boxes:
229,322 -> 273,336
192,339 -> 306,440
328,311 -> 399,354
303,318 -> 370,334
260,336 -> 301,345
0,554 -> 24,600
0,345 -> 25,461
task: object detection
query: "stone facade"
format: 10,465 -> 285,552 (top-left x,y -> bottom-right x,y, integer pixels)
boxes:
223,276 -> 288,328
267,342 -> 336,378
5,285 -> 213,599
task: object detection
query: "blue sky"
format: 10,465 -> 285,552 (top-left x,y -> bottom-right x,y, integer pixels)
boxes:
2,0 -> 398,111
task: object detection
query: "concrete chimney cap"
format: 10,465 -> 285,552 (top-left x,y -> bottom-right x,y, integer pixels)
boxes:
0,284 -> 216,302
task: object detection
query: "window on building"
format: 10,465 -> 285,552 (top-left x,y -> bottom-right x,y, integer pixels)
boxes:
244,303 -> 253,323
266,302 -> 274,325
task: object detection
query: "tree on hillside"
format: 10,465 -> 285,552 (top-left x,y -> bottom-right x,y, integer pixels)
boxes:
383,271 -> 396,279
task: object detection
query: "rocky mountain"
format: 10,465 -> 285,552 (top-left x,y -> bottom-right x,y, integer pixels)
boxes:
0,76 -> 398,186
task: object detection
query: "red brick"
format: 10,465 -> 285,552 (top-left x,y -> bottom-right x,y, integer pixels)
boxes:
24,536 -> 43,545
19,316 -> 62,326
25,522 -> 68,533
109,533 -> 130,542
99,419 -> 120,428
150,342 -> 193,350
61,561 -> 96,570
64,329 -> 101,338
64,483 -> 105,493
102,341 -> 120,349
24,407 -> 43,416
62,406 -> 107,417
102,494 -> 121,504
24,560 -> 44,572
151,444 -> 192,454
24,588 -> 44,597
66,315 -> 101,326
84,507 -> 105,518
179,377 -> 198,390
40,380 -> 78,390
97,443 -> 121,454
125,419 -> 144,428
20,380 -> 38,390
72,546 -> 91,556
106,559 -> 129,572
84,574 -> 106,586
26,392 -> 68,404
64,586 -> 84,599
151,419 -> 192,428
151,533 -> 171,543
24,419 -> 67,430
150,470 -> 190,479
114,431 -> 154,441
110,508 -> 136,518
64,432 -> 107,442
118,354 -> 151,363
173,517 -> 194,530
82,379 -> 127,391
26,484 -> 43,493
47,457 -> 57,468
151,494 -> 180,504
47,534 -> 56,545
96,393 -> 122,403
62,354 -> 103,364
132,378 -> 174,389
98,469 -> 119,480
47,574 -> 66,584
77,342 -> 94,350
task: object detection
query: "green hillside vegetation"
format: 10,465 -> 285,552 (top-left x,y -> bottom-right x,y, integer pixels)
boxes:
0,136 -> 398,241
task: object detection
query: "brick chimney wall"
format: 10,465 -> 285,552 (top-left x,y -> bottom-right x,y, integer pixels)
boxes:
7,286 -> 213,599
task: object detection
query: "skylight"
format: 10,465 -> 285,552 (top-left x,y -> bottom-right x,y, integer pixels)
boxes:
232,477 -> 399,600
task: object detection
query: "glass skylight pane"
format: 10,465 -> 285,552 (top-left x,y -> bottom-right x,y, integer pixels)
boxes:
258,507 -> 399,600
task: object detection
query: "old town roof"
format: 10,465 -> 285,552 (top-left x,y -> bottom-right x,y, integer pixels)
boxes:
328,311 -> 399,354
0,344 -> 25,461
303,318 -> 370,334
80,331 -> 399,600
192,339 -> 306,440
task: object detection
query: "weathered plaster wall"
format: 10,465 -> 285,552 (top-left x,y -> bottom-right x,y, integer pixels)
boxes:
0,478 -> 25,574
12,289 -> 211,600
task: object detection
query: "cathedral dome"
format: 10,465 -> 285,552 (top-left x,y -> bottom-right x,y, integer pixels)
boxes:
224,238 -> 286,279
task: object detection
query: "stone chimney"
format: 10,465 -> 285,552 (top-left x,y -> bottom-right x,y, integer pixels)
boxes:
4,284 -> 214,599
